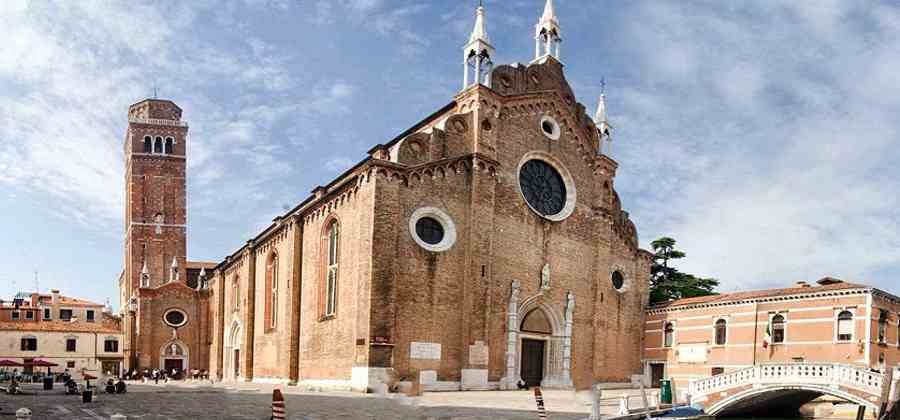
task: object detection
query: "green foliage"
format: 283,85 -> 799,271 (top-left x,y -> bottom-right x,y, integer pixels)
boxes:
649,237 -> 719,304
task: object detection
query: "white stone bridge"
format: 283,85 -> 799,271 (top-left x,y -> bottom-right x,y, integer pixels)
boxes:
689,363 -> 900,417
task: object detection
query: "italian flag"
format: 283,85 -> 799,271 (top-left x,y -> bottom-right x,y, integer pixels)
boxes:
763,319 -> 772,348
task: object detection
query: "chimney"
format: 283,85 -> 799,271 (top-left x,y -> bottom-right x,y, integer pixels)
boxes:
51,289 -> 60,305
795,281 -> 811,288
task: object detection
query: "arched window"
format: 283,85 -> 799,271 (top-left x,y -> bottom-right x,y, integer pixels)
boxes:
143,136 -> 152,153
663,322 -> 675,348
265,253 -> 278,330
878,311 -> 888,343
520,308 -> 552,334
324,220 -> 339,317
164,137 -> 174,154
154,136 -> 163,153
772,314 -> 786,343
714,319 -> 727,345
837,311 -> 854,341
232,277 -> 240,312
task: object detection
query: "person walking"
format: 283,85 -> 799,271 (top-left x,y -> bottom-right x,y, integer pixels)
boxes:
153,369 -> 159,384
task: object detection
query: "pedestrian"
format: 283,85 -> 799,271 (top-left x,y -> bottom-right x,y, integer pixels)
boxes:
153,369 -> 159,384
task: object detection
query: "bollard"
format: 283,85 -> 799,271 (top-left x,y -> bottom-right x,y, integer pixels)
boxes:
110,414 -> 127,420
272,389 -> 286,420
618,396 -> 629,416
589,384 -> 602,420
16,408 -> 32,420
533,387 -> 548,419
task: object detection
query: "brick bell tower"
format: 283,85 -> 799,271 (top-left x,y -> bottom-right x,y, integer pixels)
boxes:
121,99 -> 189,371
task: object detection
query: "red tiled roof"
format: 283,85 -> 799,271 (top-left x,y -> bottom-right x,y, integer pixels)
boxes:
653,280 -> 868,310
0,319 -> 121,334
186,261 -> 217,270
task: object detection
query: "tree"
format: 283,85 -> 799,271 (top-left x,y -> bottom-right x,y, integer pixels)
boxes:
650,237 -> 719,304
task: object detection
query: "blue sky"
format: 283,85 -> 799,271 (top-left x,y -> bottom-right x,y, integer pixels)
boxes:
1,1 -> 899,307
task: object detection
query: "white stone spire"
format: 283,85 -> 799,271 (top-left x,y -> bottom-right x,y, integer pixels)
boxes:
140,261 -> 150,287
534,0 -> 561,61
463,3 -> 495,89
595,94 -> 613,155
169,257 -> 179,282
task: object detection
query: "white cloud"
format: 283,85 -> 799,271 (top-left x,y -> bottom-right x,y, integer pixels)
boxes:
614,1 -> 900,291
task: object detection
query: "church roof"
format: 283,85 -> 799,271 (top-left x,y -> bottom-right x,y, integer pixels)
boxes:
650,279 -> 870,311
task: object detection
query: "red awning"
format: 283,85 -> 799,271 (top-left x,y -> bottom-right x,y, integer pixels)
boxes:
0,360 -> 23,367
29,359 -> 58,367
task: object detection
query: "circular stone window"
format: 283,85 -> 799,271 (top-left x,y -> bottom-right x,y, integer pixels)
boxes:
611,270 -> 626,291
539,115 -> 561,140
409,207 -> 457,252
517,152 -> 576,221
163,309 -> 188,328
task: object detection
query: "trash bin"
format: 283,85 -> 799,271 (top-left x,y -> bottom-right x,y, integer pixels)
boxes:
43,376 -> 53,390
660,379 -> 673,404
82,389 -> 93,403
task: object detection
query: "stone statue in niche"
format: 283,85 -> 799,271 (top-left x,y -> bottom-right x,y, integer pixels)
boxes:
509,280 -> 520,312
154,213 -> 164,235
540,264 -> 551,291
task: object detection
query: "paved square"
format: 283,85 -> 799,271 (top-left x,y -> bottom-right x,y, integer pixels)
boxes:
0,383 -> 605,419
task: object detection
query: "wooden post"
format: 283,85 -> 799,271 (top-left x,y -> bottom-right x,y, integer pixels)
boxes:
856,405 -> 866,420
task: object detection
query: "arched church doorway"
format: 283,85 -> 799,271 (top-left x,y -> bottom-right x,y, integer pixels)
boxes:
227,321 -> 242,380
520,308 -> 552,387
160,341 -> 189,374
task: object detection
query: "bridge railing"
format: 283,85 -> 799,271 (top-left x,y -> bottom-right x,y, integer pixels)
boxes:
690,363 -> 884,398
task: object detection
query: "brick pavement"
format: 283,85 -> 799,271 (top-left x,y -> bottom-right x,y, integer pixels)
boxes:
0,383 -> 602,419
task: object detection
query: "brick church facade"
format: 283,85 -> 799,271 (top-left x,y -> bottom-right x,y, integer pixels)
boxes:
118,99 -> 215,375
118,0 -> 653,391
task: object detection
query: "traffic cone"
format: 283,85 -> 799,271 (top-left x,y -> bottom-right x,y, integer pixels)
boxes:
271,389 -> 285,420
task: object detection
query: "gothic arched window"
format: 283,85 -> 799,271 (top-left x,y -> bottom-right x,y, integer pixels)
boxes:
164,137 -> 174,154
154,136 -> 163,153
232,276 -> 240,312
323,219 -> 339,317
265,252 -> 278,330
714,319 -> 727,345
143,136 -> 152,153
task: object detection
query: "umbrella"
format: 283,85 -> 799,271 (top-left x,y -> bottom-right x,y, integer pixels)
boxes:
30,359 -> 58,375
0,360 -> 23,367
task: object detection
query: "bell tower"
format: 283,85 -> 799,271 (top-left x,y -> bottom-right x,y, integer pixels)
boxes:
121,99 -> 188,300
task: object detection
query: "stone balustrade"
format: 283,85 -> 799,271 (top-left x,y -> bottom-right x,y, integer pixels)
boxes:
128,117 -> 187,127
690,363 -> 885,398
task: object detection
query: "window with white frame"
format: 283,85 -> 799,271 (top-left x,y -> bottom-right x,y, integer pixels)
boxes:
663,322 -> 675,348
772,314 -> 786,344
879,311 -> 888,343
837,310 -> 854,341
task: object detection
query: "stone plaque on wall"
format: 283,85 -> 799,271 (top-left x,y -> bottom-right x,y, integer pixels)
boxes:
677,343 -> 708,363
469,341 -> 489,365
410,342 -> 441,360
